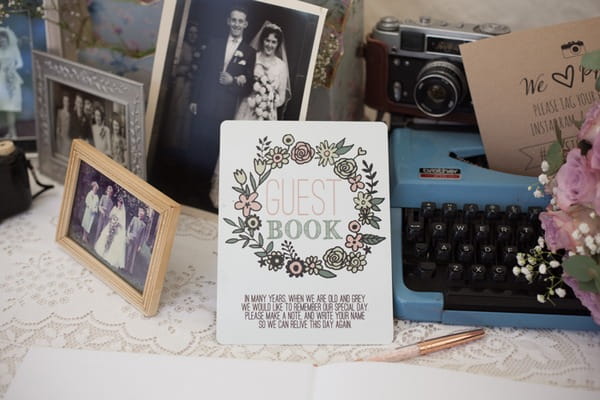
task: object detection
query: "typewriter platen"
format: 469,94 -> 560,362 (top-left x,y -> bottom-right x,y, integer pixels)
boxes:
390,127 -> 599,330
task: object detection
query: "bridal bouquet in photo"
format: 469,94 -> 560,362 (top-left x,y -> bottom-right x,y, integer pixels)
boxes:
247,73 -> 280,120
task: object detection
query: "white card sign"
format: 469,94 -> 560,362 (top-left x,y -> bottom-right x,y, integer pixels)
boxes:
217,121 -> 393,344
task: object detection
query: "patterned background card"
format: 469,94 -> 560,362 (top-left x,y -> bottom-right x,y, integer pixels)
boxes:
217,121 -> 393,344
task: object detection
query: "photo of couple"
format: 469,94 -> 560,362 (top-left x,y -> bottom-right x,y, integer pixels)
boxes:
69,161 -> 159,293
148,0 -> 324,212
52,82 -> 128,167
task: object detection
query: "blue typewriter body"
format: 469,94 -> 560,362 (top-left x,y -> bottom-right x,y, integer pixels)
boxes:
389,127 -> 599,330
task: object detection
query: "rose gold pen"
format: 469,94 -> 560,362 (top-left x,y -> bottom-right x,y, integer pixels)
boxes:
360,328 -> 485,362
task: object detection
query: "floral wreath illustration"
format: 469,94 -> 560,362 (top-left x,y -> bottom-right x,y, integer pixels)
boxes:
224,134 -> 386,279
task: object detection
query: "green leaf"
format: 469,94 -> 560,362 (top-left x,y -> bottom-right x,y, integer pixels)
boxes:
258,168 -> 272,185
336,145 -> 354,155
224,218 -> 238,227
250,173 -> 257,192
232,228 -> 245,234
361,234 -> 386,245
577,280 -> 600,294
255,251 -> 267,258
258,233 -> 264,246
369,220 -> 380,229
233,186 -> 245,194
581,49 -> 600,71
563,255 -> 600,282
545,141 -> 564,175
238,217 -> 245,228
335,138 -> 346,149
249,244 -> 262,249
371,197 -> 385,205
371,205 -> 381,212
318,269 -> 337,278
266,241 -> 274,253
225,238 -> 240,244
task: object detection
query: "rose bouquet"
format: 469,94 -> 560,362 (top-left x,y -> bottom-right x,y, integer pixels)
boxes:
516,99 -> 600,325
247,70 -> 280,121
514,52 -> 600,325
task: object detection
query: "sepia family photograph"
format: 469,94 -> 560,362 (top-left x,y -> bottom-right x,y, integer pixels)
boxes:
147,0 -> 325,212
51,81 -> 128,166
68,160 -> 159,293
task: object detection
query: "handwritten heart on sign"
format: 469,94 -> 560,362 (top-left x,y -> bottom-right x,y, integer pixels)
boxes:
552,65 -> 575,88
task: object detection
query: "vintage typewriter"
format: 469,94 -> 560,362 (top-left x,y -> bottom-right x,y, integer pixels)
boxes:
389,127 -> 599,330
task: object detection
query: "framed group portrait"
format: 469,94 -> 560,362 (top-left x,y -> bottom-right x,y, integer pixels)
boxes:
33,50 -> 146,182
56,139 -> 180,316
145,0 -> 326,212
0,1 -> 47,151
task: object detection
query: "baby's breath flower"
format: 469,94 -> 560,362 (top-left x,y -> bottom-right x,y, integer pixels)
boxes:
537,237 -> 545,247
572,230 -> 582,240
549,260 -> 560,268
537,294 -> 546,303
591,212 -> 597,219
538,174 -> 549,185
556,288 -> 567,298
512,266 -> 521,276
579,223 -> 590,234
576,245 -> 585,254
539,264 -> 547,274
533,189 -> 544,198
541,160 -> 549,172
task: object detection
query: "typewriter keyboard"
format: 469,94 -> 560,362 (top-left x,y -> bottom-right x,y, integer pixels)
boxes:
401,202 -> 590,315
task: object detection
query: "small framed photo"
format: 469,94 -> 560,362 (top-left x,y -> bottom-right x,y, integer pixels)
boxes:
145,0 -> 326,212
33,50 -> 146,182
0,2 -> 47,151
56,139 -> 180,316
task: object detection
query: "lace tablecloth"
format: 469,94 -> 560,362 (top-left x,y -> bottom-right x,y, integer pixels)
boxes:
1,184 -> 599,397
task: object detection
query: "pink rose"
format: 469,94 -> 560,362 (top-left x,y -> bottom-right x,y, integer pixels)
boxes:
555,149 -> 598,210
563,275 -> 600,325
589,132 -> 600,171
290,141 -> 315,164
578,101 -> 600,143
539,210 -> 576,252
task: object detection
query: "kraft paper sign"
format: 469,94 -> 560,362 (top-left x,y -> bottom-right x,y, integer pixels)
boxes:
461,17 -> 600,176
216,121 -> 393,344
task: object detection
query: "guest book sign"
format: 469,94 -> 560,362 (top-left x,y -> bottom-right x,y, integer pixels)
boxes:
216,121 -> 393,344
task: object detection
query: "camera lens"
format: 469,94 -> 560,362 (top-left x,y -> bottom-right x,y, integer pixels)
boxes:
413,60 -> 467,118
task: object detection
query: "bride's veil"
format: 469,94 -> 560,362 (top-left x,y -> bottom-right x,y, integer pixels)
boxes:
248,21 -> 292,116
0,26 -> 23,68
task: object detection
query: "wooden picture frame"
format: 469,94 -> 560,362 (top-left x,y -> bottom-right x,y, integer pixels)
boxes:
56,139 -> 180,316
33,50 -> 146,182
145,0 -> 326,212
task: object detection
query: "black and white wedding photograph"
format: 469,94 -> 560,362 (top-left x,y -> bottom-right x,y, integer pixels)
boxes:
68,160 -> 160,293
51,81 -> 128,165
0,8 -> 46,149
147,0 -> 325,211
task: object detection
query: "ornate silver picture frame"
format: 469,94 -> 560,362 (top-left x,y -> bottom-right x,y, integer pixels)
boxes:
33,50 -> 145,182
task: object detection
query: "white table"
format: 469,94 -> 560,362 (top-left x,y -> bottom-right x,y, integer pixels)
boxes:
1,182 -> 599,397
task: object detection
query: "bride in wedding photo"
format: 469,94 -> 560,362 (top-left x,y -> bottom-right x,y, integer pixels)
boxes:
0,26 -> 23,139
94,196 -> 127,270
235,21 -> 291,121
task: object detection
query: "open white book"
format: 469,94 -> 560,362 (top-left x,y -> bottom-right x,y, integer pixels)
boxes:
5,347 -> 597,400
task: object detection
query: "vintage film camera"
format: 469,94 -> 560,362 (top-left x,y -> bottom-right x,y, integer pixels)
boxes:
364,16 -> 510,124
0,140 -> 53,220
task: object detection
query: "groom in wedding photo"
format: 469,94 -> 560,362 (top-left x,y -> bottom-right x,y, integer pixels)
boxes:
188,5 -> 256,210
